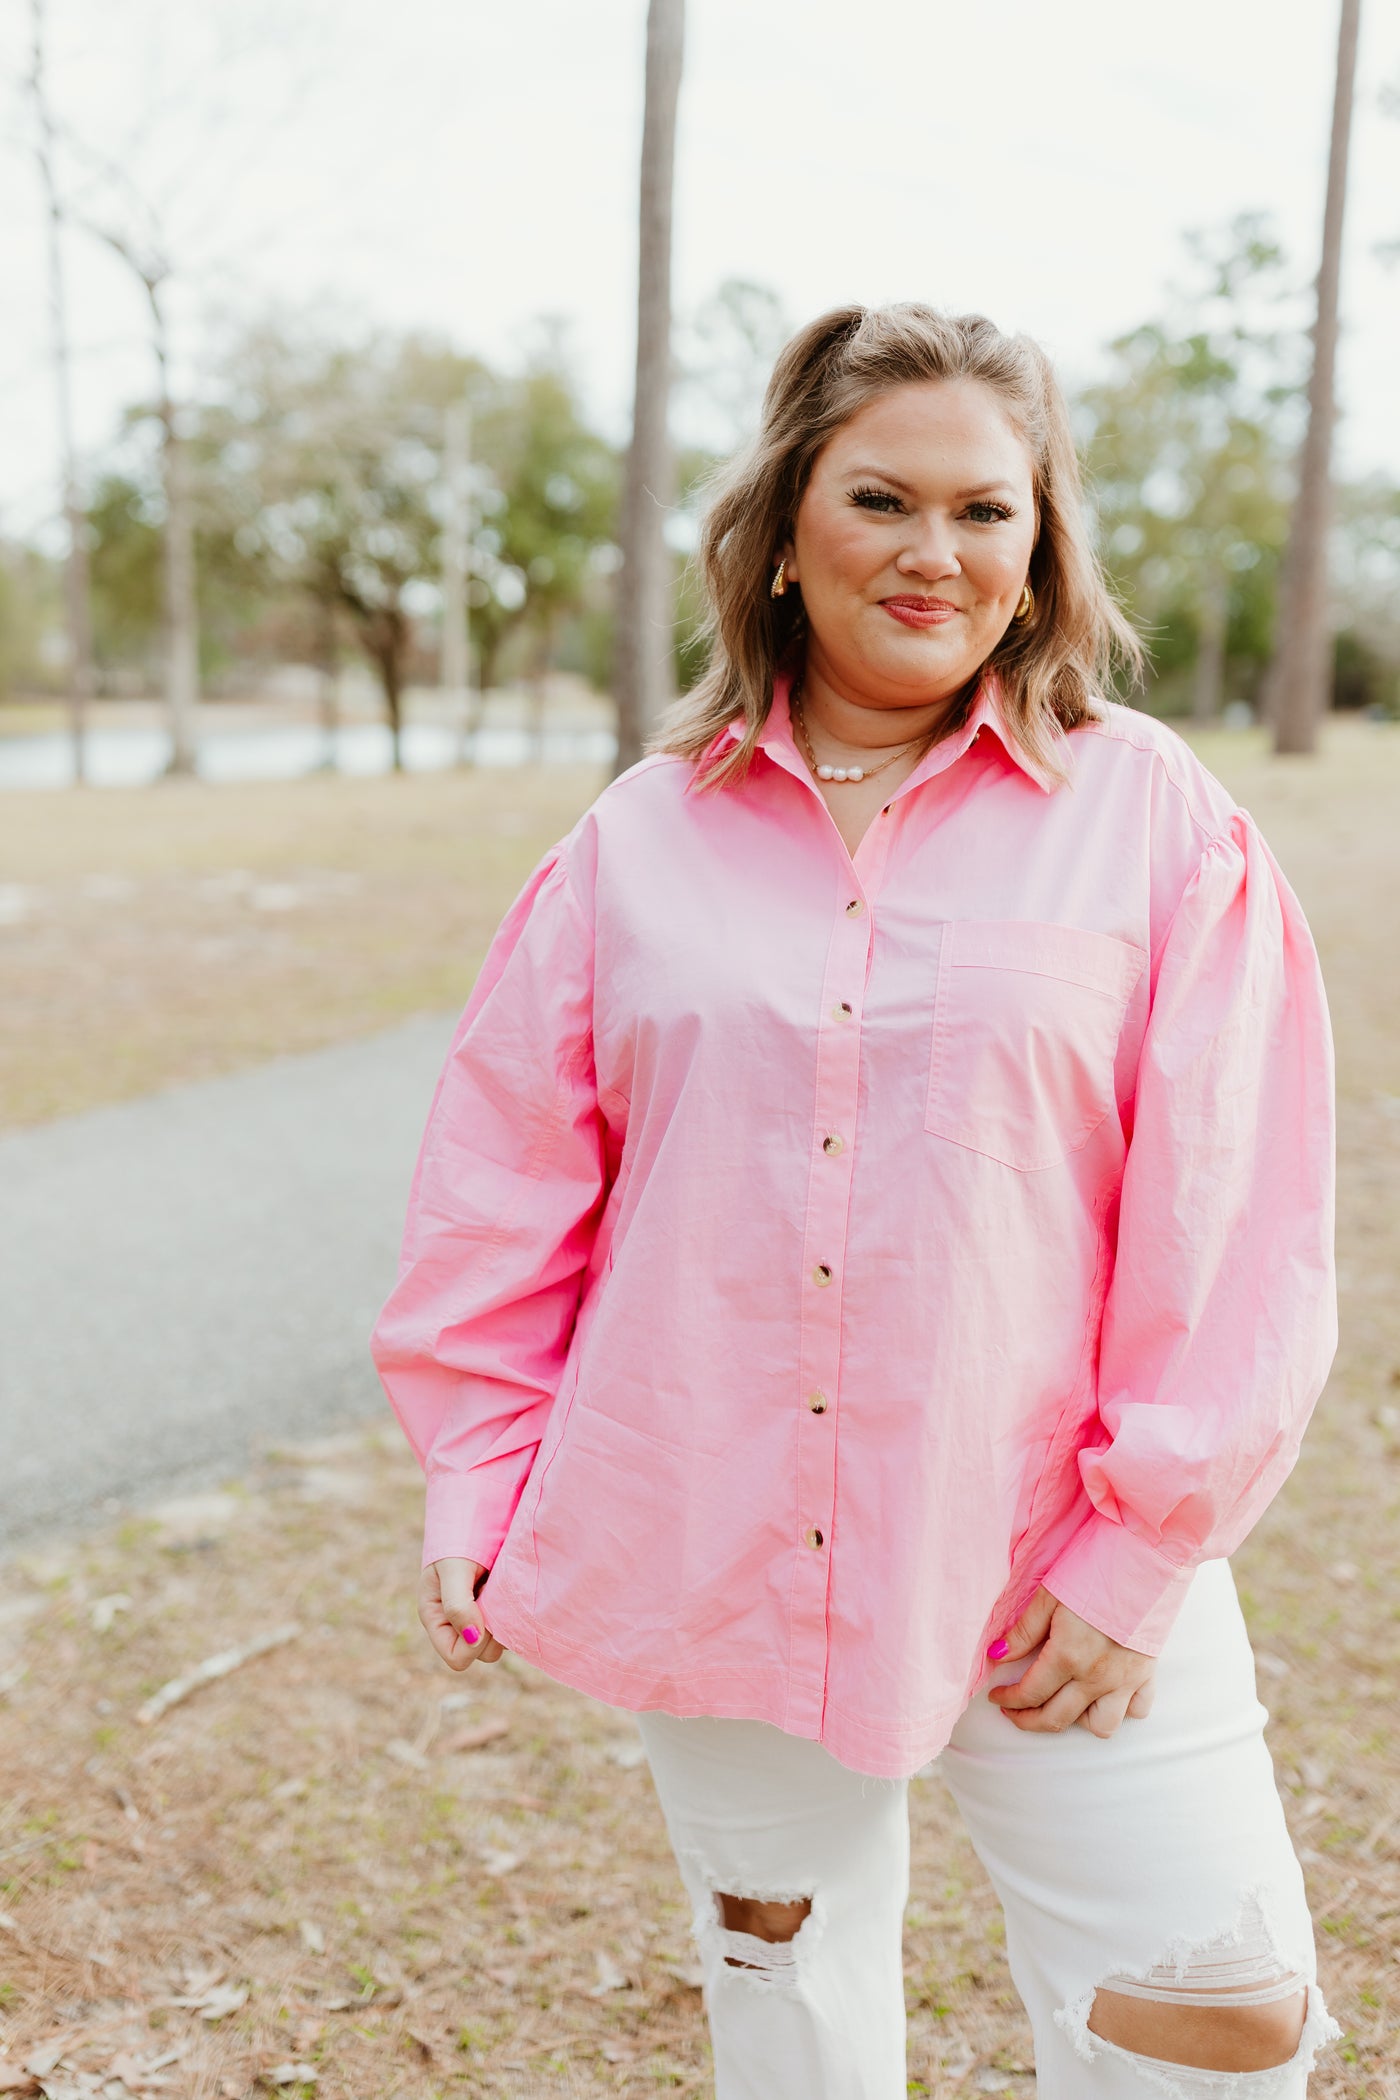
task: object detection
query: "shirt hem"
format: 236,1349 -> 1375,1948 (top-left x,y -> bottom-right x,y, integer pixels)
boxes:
483,1582 -> 971,1781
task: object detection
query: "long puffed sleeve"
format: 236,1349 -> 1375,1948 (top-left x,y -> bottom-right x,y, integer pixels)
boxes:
1041,806 -> 1337,1653
370,845 -> 607,1572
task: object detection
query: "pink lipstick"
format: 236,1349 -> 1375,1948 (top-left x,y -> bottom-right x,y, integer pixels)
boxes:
880,596 -> 959,628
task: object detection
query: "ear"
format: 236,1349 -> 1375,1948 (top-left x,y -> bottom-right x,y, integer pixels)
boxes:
776,538 -> 798,585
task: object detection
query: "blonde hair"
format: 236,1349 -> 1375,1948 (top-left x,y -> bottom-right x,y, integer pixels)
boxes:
652,302 -> 1142,790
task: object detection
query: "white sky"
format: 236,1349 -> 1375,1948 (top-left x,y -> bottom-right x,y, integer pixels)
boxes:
1,0 -> 1398,540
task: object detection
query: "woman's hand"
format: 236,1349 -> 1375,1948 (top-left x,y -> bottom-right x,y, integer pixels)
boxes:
418,1557 -> 506,1672
985,1585 -> 1156,1738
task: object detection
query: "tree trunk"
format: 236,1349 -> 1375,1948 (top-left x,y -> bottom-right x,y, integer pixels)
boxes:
384,650 -> 403,772
315,594 -> 340,770
612,0 -> 685,780
161,401 -> 200,776
528,622 -> 557,761
441,400 -> 474,764
356,605 -> 406,772
1192,567 -> 1228,724
475,630 -> 502,730
30,0 -> 95,785
1265,0 -> 1362,756
60,467 -> 95,784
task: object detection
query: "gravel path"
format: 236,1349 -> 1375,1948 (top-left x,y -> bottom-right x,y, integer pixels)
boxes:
0,1014 -> 455,1554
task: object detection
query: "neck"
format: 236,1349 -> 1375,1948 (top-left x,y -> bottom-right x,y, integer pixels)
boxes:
793,661 -> 977,757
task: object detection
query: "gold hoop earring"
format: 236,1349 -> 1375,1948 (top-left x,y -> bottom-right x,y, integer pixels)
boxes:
770,559 -> 788,600
1013,581 -> 1034,624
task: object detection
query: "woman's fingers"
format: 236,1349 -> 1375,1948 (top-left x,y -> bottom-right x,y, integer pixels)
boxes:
987,1643 -> 1076,1713
1076,1685 -> 1134,1738
1125,1678 -> 1156,1720
997,1678 -> 1091,1733
444,1621 -> 504,1667
986,1584 -> 1057,1664
419,1557 -> 497,1672
987,1591 -> 1156,1738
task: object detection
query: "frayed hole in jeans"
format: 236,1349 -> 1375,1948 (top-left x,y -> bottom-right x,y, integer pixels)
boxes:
1054,1890 -> 1343,2095
714,1892 -> 814,1984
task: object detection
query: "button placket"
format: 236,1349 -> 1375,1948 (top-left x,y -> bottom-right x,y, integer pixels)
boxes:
789,852 -> 890,1735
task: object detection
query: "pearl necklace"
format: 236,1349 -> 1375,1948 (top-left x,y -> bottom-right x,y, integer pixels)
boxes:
790,677 -> 935,785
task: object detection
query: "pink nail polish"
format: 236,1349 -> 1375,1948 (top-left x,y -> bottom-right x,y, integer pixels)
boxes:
987,1637 -> 1010,1660
463,1626 -> 479,1644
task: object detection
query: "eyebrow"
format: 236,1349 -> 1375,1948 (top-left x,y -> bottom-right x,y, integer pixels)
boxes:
845,465 -> 1021,499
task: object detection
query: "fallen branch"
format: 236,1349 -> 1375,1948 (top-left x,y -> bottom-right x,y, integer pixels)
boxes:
437,1716 -> 510,1754
136,1623 -> 302,1725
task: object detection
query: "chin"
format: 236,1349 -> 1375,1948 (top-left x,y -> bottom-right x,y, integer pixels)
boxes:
864,638 -> 979,696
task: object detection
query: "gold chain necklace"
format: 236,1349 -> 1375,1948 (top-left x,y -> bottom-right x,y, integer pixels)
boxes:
789,675 -> 937,786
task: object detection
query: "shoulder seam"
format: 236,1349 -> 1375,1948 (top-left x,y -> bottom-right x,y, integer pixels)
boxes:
1076,707 -> 1236,853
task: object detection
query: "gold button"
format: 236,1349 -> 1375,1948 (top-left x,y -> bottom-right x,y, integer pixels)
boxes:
845,898 -> 864,917
822,1133 -> 844,1156
808,1390 -> 829,1414
831,1001 -> 854,1021
812,1263 -> 833,1287
804,1526 -> 824,1549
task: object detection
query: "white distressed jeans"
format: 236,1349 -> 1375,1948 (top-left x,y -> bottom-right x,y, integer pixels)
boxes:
632,1560 -> 1342,2099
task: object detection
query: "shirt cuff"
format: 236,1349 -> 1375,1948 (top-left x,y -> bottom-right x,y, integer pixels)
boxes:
421,1448 -> 538,1574
1040,1511 -> 1198,1655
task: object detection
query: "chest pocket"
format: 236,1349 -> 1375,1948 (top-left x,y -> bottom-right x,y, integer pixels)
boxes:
924,919 -> 1147,1172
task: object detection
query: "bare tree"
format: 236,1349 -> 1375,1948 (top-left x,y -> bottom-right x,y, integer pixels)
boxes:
88,224 -> 200,775
28,0 -> 95,783
1265,0 -> 1363,755
24,3 -> 329,779
440,399 -> 477,763
611,0 -> 685,779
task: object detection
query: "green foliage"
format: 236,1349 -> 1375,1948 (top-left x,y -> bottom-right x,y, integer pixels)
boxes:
0,542 -> 62,698
468,332 -> 619,690
87,473 -> 162,670
84,447 -> 274,688
10,254 -> 1397,729
1078,213 -> 1302,715
193,322 -> 619,734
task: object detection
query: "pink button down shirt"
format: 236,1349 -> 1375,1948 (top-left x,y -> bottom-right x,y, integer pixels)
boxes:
371,669 -> 1336,1778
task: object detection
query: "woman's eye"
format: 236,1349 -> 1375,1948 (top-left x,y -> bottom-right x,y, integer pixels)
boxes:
850,487 -> 904,514
965,501 -> 1015,524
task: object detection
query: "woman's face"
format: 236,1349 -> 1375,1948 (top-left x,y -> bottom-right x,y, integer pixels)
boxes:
785,378 -> 1038,711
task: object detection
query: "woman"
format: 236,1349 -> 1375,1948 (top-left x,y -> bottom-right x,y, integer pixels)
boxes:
371,304 -> 1341,2098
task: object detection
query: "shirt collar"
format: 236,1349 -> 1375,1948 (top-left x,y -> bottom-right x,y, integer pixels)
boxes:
716,665 -> 1065,797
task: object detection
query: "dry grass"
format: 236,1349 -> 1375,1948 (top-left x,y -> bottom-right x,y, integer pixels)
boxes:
0,1431 -> 1040,2100
0,717 -> 1398,2096
0,766 -> 600,1131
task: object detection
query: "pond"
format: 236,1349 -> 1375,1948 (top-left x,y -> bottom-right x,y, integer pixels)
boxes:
0,719 -> 618,790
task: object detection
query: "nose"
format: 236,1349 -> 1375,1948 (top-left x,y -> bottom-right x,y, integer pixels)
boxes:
894,511 -> 961,581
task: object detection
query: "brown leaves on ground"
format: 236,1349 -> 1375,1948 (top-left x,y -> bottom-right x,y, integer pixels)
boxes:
0,1422 -> 1057,2097
0,1429 -> 730,2097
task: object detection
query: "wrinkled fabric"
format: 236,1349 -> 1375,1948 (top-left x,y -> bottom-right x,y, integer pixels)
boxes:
370,668 -> 1336,1778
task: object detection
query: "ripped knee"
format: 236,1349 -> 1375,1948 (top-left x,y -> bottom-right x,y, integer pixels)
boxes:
1087,1980 -> 1307,2073
715,1891 -> 813,1978
718,1891 -> 813,1946
1055,1892 -> 1342,2093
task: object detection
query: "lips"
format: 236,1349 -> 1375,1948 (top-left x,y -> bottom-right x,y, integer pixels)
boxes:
880,596 -> 959,628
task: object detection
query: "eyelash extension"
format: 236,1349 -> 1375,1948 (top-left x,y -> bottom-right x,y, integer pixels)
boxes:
847,485 -> 1017,522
